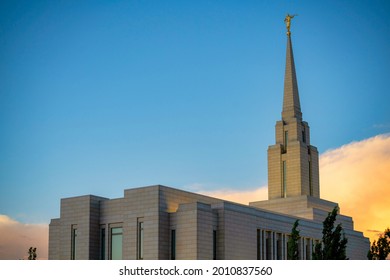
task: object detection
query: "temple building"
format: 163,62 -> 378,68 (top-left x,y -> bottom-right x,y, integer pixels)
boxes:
48,20 -> 369,260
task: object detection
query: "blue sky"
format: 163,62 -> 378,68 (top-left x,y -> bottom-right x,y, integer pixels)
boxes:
1,0 -> 389,224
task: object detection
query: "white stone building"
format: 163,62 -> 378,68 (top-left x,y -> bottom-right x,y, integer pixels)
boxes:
48,28 -> 370,260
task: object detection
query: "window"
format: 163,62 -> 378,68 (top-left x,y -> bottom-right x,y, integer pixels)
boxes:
71,226 -> 78,260
111,227 -> 123,260
266,231 -> 272,260
302,129 -> 306,143
261,230 -> 266,260
171,229 -> 176,260
100,227 -> 106,260
282,161 -> 287,198
257,229 -> 261,260
286,235 -> 290,259
138,221 -> 144,260
309,159 -> 313,196
276,233 -> 282,260
213,230 -> 217,260
305,238 -> 311,260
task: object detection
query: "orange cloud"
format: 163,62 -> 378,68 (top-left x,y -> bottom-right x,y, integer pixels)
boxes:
200,186 -> 268,204
0,215 -> 48,260
320,134 -> 390,243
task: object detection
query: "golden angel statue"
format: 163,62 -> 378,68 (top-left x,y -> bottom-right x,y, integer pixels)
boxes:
284,14 -> 297,35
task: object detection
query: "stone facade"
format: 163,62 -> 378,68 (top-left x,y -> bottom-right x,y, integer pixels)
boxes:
49,185 -> 369,260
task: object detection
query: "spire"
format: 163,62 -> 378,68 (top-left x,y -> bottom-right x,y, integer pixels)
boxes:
282,19 -> 302,121
265,15 -> 320,201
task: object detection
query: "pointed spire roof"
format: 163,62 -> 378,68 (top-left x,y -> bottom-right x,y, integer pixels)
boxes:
282,34 -> 302,121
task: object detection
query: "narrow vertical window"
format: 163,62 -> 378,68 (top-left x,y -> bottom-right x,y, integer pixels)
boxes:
171,229 -> 176,260
266,231 -> 272,260
286,235 -> 290,259
282,161 -> 287,198
302,129 -> 306,143
111,227 -> 123,260
284,131 -> 289,151
257,229 -> 261,260
100,227 -> 106,260
262,230 -> 266,260
71,226 -> 78,260
213,230 -> 217,260
305,238 -> 311,260
276,233 -> 282,260
138,221 -> 144,260
309,159 -> 313,196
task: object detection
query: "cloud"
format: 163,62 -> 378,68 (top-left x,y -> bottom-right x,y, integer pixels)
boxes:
0,215 -> 48,260
320,134 -> 390,242
199,186 -> 268,204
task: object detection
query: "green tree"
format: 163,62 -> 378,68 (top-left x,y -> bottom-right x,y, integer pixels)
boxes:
28,247 -> 37,260
287,220 -> 300,260
312,206 -> 348,260
367,228 -> 390,260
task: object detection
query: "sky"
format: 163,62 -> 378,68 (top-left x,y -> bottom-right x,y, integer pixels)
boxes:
0,0 -> 389,259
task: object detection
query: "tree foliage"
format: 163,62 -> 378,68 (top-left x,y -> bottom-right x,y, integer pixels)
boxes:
28,247 -> 37,260
287,220 -> 300,260
312,206 -> 348,260
367,228 -> 390,260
